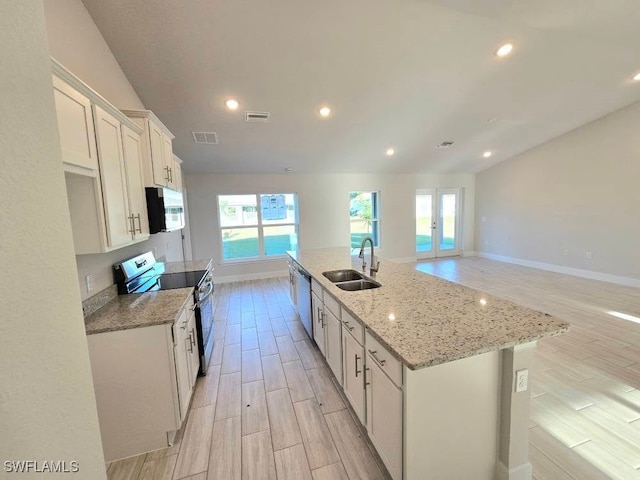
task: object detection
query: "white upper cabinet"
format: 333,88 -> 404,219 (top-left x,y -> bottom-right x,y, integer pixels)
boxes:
93,105 -> 132,249
52,74 -> 99,174
121,123 -> 150,241
53,59 -> 148,254
122,109 -> 178,190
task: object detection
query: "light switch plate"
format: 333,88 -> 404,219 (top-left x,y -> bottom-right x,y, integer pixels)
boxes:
85,275 -> 94,293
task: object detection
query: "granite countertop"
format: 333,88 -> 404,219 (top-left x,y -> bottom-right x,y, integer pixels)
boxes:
288,247 -> 570,370
84,287 -> 194,335
162,258 -> 213,275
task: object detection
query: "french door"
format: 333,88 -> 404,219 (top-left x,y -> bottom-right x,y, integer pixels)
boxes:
416,188 -> 461,258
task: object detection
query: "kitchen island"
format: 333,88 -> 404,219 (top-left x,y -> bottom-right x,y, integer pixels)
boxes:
288,247 -> 569,480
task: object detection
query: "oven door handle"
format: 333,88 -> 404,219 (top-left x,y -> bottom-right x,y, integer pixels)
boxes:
197,282 -> 214,302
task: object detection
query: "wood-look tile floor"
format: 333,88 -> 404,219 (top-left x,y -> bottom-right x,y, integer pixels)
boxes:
416,256 -> 640,480
106,278 -> 388,480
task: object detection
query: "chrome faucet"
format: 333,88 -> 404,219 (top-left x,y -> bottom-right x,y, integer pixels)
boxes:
358,237 -> 380,276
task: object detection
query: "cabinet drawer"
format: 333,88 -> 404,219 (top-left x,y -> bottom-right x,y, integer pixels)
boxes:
323,292 -> 340,319
172,296 -> 195,344
365,331 -> 402,387
311,278 -> 323,297
342,309 -> 364,345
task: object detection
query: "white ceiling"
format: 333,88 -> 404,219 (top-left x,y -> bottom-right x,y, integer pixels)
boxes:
81,0 -> 640,174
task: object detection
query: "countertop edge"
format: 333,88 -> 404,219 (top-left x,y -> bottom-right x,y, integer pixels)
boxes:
288,252 -> 570,370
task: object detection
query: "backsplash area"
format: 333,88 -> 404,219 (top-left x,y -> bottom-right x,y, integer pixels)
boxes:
76,229 -> 184,301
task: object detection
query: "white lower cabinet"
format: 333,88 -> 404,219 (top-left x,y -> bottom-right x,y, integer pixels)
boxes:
87,295 -> 198,462
312,290 -> 325,355
366,352 -> 403,480
342,326 -> 366,425
324,307 -> 343,385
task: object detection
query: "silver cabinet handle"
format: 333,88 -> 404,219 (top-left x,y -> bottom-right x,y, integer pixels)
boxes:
344,321 -> 354,332
128,214 -> 135,235
135,214 -> 142,233
187,334 -> 193,353
189,328 -> 196,348
355,354 -> 361,377
368,350 -> 386,366
180,319 -> 188,330
164,165 -> 170,183
190,302 -> 197,311
364,366 -> 370,387
168,167 -> 173,183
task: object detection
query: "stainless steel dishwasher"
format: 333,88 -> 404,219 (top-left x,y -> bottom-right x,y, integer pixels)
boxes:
294,266 -> 312,339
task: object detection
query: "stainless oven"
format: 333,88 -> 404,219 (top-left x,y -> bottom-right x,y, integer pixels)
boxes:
114,251 -> 215,376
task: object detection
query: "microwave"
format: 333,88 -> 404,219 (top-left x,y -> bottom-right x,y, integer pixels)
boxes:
145,187 -> 185,233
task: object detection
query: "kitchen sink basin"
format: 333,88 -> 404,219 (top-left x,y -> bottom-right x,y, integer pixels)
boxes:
335,279 -> 382,291
323,269 -> 365,283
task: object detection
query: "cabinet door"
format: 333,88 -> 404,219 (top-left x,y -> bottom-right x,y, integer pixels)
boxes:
312,291 -> 325,356
366,357 -> 403,480
121,124 -> 149,241
342,329 -> 365,424
52,75 -> 99,171
174,310 -> 192,421
163,134 -> 175,189
149,122 -> 169,186
93,105 -> 132,248
186,310 -> 199,385
172,156 -> 182,192
325,308 -> 342,385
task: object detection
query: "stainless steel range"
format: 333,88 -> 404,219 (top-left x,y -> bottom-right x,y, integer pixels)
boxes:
114,252 -> 214,375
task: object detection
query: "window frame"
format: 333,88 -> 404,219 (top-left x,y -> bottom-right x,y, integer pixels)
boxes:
217,193 -> 299,263
349,190 -> 380,250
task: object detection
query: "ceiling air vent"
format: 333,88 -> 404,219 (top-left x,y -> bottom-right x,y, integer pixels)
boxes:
437,141 -> 455,149
245,111 -> 271,123
192,132 -> 218,144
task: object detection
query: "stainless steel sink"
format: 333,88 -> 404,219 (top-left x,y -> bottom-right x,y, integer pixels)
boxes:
335,279 -> 381,291
323,269 -> 365,283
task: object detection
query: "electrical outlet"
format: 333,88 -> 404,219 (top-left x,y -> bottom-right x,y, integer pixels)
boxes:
153,247 -> 158,258
585,251 -> 593,260
166,242 -> 171,251
85,275 -> 94,293
515,369 -> 528,393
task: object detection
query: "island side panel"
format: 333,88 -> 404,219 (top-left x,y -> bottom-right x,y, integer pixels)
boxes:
404,350 -> 500,480
87,324 -> 178,462
497,342 -> 536,480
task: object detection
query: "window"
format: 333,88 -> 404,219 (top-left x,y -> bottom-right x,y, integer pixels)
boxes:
218,194 -> 298,261
349,191 -> 379,248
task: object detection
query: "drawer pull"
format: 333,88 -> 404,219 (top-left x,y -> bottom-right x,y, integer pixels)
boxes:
364,367 -> 370,387
369,349 -> 386,366
344,321 -> 355,332
355,354 -> 361,377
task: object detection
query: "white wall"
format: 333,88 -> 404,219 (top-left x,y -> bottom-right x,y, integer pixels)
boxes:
0,1 -> 106,478
186,173 -> 475,280
43,0 -> 144,110
43,0 -> 185,300
475,100 -> 640,282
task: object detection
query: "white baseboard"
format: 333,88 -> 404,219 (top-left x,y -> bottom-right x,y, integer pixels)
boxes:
475,252 -> 640,288
214,270 -> 288,284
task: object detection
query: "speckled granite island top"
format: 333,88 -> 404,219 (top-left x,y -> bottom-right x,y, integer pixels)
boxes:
84,287 -> 193,335
288,247 -> 569,370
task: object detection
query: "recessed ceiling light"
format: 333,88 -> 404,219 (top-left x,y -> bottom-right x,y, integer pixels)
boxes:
386,148 -> 395,156
225,99 -> 239,110
633,72 -> 640,81
483,151 -> 492,158
319,106 -> 331,117
496,43 -> 514,57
